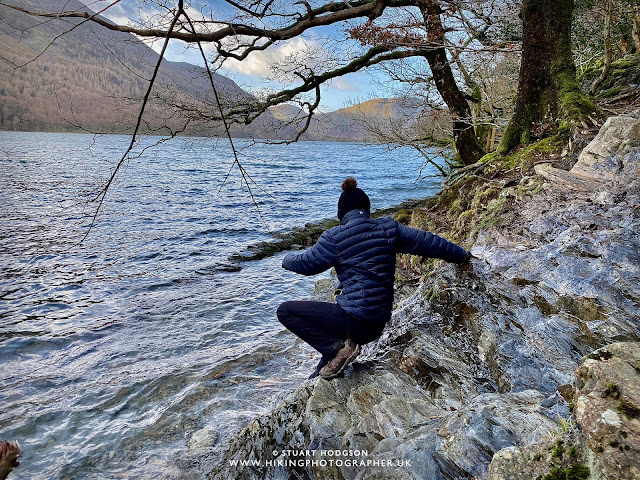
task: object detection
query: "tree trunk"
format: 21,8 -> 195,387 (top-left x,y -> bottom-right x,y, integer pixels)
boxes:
500,0 -> 593,152
632,6 -> 640,51
486,126 -> 497,153
620,32 -> 629,55
591,0 -> 613,95
418,0 -> 485,165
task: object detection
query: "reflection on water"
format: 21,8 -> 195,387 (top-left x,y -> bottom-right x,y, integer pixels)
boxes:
0,132 -> 441,479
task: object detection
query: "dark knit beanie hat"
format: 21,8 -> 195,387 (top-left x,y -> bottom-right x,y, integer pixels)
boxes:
337,177 -> 371,220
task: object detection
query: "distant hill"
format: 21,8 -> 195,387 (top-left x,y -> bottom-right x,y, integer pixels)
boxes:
335,97 -> 424,118
268,104 -> 306,123
267,97 -> 427,142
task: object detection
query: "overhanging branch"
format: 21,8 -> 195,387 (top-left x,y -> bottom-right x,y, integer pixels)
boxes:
225,47 -> 431,123
0,0 -> 415,44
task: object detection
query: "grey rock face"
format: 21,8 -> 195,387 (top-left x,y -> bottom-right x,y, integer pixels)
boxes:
210,117 -> 640,480
188,427 -> 218,456
536,114 -> 640,192
212,365 -> 558,480
574,343 -> 640,480
486,342 -> 640,480
571,116 -> 640,181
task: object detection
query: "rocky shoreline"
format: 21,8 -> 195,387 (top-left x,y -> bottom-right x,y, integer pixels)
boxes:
209,114 -> 640,480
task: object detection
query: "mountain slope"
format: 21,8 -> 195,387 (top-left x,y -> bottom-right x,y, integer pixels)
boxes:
334,97 -> 424,118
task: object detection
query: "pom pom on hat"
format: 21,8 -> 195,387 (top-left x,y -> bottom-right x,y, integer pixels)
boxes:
342,177 -> 357,192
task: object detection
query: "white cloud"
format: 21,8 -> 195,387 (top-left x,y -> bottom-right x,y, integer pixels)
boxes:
223,37 -> 325,78
330,77 -> 357,91
183,5 -> 210,24
92,2 -> 221,58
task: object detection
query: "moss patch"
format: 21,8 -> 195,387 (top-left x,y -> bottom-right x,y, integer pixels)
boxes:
393,209 -> 412,224
617,399 -> 640,419
498,136 -> 564,171
552,440 -> 566,458
538,440 -> 590,480
603,383 -> 621,400
564,464 -> 590,480
586,349 -> 613,361
593,55 -> 640,99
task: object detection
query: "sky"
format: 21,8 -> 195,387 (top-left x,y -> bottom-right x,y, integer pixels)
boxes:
79,0 -> 386,112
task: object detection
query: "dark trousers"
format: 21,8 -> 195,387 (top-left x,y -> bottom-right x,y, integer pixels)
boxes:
277,300 -> 386,361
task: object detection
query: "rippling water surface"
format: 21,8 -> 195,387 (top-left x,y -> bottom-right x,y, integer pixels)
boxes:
0,132 -> 441,479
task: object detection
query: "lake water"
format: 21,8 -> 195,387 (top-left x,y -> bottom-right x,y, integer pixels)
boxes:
0,132 -> 442,479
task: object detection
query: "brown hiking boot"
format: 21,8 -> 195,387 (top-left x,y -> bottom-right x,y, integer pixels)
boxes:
319,339 -> 360,379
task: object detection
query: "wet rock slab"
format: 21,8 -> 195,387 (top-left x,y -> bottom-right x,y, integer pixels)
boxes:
211,364 -> 559,480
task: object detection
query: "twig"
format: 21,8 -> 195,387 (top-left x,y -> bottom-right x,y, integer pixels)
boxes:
181,6 -> 272,231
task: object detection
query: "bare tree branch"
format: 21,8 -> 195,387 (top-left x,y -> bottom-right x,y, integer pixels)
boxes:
224,47 -> 428,124
0,0 -> 415,44
223,0 -> 277,18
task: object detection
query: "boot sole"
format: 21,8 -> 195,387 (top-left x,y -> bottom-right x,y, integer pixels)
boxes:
320,344 -> 360,380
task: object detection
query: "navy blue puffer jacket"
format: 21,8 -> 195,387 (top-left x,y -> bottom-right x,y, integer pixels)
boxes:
282,209 -> 468,323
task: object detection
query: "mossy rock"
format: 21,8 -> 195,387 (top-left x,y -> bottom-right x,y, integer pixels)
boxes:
470,185 -> 499,211
541,464 -> 590,480
597,86 -> 623,99
393,209 -> 413,224
397,135 -> 562,280
498,136 -> 564,171
397,135 -> 563,282
593,54 -> 640,98
488,428 -> 595,480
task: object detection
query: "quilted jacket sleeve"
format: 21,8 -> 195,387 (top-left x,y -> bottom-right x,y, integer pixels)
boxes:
396,222 -> 469,264
282,230 -> 338,275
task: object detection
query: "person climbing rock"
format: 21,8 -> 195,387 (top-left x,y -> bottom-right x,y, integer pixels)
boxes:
277,177 -> 471,380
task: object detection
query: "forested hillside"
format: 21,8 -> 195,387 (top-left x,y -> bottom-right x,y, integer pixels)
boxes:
0,0 -> 273,136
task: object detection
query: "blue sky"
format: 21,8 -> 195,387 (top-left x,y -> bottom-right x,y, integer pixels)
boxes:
81,0 -> 384,111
